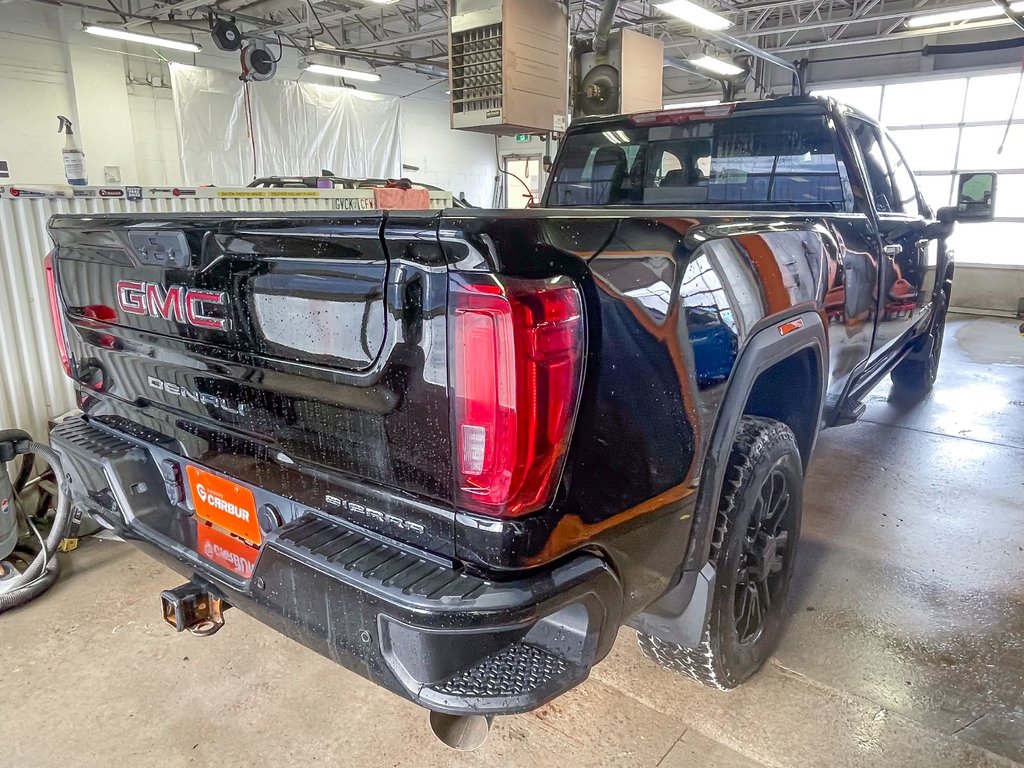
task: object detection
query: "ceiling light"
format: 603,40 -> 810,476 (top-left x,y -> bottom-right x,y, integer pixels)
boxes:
656,0 -> 732,31
688,55 -> 743,77
602,130 -> 631,144
84,24 -> 201,52
907,2 -> 1024,28
663,98 -> 722,108
305,63 -> 381,82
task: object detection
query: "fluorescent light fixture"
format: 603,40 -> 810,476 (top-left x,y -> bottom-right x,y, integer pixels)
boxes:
688,55 -> 743,77
663,98 -> 722,109
305,63 -> 381,82
84,25 -> 201,52
602,130 -> 631,144
656,0 -> 732,31
907,2 -> 1024,28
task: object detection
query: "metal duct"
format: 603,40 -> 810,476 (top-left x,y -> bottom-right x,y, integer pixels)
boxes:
922,37 -> 1024,56
592,0 -> 618,55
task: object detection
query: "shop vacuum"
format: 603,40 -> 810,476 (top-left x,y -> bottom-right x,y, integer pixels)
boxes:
0,430 -> 74,614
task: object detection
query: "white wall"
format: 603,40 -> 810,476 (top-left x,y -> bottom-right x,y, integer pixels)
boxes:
67,44 -> 139,183
126,84 -> 182,185
0,5 -> 75,184
401,98 -> 496,207
952,266 -> 1024,316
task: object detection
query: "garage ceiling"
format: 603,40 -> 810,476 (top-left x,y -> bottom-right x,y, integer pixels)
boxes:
57,0 -> 1024,90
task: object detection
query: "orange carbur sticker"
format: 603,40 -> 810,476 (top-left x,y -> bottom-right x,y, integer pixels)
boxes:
196,523 -> 258,579
186,465 -> 262,546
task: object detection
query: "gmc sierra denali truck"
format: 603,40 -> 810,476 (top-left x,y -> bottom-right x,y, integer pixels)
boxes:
44,96 -> 994,728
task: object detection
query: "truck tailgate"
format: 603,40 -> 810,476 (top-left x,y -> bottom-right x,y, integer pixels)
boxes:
49,213 -> 454,555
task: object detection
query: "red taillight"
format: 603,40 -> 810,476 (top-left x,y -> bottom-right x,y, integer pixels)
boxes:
450,273 -> 584,517
44,251 -> 73,377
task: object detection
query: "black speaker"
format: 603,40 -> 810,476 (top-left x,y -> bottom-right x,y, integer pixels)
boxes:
211,18 -> 242,52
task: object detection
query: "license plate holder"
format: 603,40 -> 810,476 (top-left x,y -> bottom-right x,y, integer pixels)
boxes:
185,465 -> 262,546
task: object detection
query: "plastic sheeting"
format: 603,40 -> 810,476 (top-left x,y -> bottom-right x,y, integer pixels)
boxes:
170,63 -> 402,186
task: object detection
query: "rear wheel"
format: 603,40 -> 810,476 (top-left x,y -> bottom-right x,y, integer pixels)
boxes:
891,289 -> 948,394
638,416 -> 803,690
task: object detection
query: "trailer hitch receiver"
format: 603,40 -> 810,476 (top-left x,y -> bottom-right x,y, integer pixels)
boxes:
160,582 -> 229,636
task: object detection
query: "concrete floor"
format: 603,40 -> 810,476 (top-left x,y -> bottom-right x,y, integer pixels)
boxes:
3,315 -> 1023,768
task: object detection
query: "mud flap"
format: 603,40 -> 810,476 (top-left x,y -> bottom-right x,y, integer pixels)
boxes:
627,562 -> 716,648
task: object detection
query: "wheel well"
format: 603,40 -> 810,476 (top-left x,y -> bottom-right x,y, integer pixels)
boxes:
741,348 -> 820,467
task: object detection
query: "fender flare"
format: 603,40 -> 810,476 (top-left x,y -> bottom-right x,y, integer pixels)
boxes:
629,309 -> 828,647
682,309 -> 828,572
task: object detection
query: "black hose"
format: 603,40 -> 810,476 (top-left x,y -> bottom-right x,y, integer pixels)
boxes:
0,441 -> 72,615
13,451 -> 34,493
0,558 -> 61,611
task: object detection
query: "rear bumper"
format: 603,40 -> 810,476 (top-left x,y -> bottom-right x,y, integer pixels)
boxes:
51,417 -> 622,715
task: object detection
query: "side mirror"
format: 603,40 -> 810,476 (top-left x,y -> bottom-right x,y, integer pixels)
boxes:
938,172 -> 997,223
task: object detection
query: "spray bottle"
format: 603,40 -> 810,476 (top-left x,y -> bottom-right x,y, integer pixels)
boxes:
57,115 -> 87,186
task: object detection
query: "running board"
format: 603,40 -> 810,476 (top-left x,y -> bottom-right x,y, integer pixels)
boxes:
824,394 -> 866,427
834,399 -> 866,426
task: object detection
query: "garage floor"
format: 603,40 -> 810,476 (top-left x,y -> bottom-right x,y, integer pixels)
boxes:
3,315 -> 1023,768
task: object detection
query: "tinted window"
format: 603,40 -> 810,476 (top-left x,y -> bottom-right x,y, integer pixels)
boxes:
850,119 -> 896,213
547,111 -> 852,211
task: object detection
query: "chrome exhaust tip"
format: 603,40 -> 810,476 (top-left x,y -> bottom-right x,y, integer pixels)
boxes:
427,711 -> 494,751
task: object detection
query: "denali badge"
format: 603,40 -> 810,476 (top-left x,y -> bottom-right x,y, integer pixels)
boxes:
116,280 -> 229,330
147,376 -> 247,415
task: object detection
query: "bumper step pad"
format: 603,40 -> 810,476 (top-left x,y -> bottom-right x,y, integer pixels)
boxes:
275,513 -> 595,713
419,638 -> 589,714
433,642 -> 572,698
277,515 -> 488,601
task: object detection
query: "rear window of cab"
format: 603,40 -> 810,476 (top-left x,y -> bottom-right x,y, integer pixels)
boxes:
546,111 -> 854,212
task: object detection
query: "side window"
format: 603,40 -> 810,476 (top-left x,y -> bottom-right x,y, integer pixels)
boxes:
849,119 -> 896,213
881,133 -> 923,217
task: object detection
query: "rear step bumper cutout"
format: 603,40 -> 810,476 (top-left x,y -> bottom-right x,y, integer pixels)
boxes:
51,416 -> 623,716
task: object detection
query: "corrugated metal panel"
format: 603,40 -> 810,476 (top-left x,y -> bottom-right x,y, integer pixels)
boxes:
0,195 -> 77,441
0,185 -> 452,441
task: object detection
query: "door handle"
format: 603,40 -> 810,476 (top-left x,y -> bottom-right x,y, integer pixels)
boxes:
882,244 -> 903,256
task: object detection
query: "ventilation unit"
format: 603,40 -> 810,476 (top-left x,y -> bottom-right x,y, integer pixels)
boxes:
449,0 -> 569,135
574,29 -> 664,117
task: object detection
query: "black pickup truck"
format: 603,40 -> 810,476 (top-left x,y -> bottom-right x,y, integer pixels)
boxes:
45,96 -> 995,736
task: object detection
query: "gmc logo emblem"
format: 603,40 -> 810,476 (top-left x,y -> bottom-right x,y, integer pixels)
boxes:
116,281 -> 229,331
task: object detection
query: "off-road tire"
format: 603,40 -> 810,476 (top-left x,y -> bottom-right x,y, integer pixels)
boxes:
638,416 -> 803,690
891,289 -> 948,394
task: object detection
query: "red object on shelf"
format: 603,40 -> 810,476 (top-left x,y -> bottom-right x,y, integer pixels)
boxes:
372,186 -> 430,210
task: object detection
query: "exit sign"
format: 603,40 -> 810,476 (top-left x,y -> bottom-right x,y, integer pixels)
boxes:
515,134 -> 530,143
